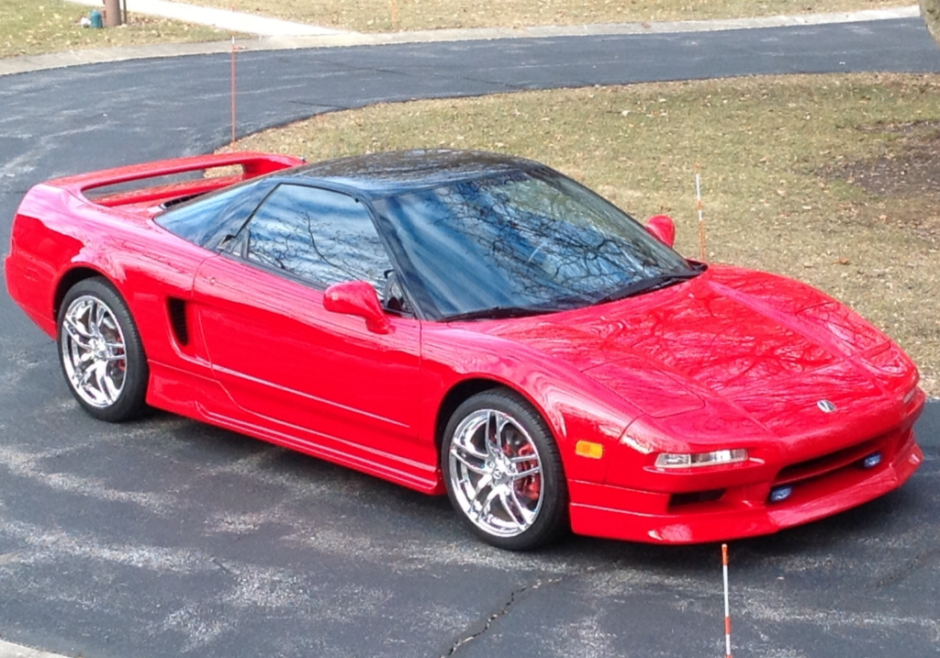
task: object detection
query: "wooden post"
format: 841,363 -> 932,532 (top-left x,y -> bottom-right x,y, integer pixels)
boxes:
104,0 -> 123,26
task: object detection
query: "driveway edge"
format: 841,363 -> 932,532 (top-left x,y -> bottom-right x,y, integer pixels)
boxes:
0,640 -> 70,658
0,5 -> 921,77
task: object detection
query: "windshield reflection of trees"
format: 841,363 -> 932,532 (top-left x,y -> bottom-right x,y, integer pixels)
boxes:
380,170 -> 689,318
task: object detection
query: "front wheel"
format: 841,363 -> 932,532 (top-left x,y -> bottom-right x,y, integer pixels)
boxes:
57,277 -> 149,422
442,389 -> 569,550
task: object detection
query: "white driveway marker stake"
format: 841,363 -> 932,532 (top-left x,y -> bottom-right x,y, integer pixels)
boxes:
695,166 -> 707,261
722,543 -> 732,658
230,32 -> 237,149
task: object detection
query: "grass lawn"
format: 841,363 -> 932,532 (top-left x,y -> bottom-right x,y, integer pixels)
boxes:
173,0 -> 912,32
0,0 -> 230,59
225,73 -> 940,395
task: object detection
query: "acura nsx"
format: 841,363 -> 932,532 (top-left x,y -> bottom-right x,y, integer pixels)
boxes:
5,150 -> 925,549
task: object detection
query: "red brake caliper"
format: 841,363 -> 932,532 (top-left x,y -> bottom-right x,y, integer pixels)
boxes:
510,442 -> 540,501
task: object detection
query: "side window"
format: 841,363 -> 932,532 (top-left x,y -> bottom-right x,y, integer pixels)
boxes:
242,184 -> 392,291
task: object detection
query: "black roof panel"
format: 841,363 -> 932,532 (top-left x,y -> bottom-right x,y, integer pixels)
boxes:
287,149 -> 542,197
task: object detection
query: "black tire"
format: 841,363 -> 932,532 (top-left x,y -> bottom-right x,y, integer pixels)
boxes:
441,389 -> 569,550
57,277 -> 149,422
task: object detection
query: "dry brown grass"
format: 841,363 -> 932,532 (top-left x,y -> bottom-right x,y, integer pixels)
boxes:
226,73 -> 940,395
173,0 -> 910,32
0,0 -> 229,59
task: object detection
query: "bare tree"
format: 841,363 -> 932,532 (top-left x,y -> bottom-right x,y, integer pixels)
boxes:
923,0 -> 940,46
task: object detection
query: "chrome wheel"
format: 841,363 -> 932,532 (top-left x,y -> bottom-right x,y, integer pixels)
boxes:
60,294 -> 128,409
448,408 -> 545,539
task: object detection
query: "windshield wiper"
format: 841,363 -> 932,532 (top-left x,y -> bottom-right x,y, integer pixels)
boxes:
592,270 -> 701,306
442,305 -> 561,322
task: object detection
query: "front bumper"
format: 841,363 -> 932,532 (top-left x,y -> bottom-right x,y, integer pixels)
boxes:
568,424 -> 923,544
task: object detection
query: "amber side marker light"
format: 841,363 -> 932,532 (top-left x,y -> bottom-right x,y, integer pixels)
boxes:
575,441 -> 604,459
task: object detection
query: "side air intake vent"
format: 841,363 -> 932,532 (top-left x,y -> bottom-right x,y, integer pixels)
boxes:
167,298 -> 190,346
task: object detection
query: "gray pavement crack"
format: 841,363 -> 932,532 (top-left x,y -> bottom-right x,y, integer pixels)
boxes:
875,546 -> 940,588
211,557 -> 235,575
324,58 -> 527,94
439,566 -> 607,657
439,581 -> 537,657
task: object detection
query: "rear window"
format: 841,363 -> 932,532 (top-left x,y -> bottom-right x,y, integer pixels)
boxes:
156,179 -> 272,248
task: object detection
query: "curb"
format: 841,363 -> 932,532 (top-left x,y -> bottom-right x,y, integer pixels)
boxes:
0,640 -> 69,658
63,0 -> 346,36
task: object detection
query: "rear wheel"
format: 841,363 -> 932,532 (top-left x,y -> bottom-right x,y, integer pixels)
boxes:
442,389 -> 568,550
57,277 -> 148,422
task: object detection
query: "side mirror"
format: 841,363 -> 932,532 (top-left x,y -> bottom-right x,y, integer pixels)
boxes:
323,281 -> 392,334
645,214 -> 676,248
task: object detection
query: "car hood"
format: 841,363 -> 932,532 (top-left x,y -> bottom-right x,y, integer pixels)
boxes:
479,265 -> 913,436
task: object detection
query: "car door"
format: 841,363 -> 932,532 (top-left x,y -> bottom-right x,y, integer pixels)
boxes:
192,183 -> 428,469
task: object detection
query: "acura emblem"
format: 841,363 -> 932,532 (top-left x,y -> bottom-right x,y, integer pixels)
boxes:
817,400 -> 837,413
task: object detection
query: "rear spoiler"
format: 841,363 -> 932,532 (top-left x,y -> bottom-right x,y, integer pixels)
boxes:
50,152 -> 305,208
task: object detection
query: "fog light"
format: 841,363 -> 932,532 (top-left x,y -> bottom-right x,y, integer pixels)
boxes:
769,486 -> 793,503
862,453 -> 882,469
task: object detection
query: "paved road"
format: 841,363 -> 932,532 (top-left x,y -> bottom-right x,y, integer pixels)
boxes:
1,17 -> 939,658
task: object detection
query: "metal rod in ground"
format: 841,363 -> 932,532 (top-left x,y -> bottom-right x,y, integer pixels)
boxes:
722,543 -> 732,658
695,169 -> 706,261
230,34 -> 237,149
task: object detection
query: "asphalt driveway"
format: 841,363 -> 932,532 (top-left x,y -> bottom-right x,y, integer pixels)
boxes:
1,17 -> 939,658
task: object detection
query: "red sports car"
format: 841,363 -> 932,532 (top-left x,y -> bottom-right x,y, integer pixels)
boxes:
4,150 -> 925,550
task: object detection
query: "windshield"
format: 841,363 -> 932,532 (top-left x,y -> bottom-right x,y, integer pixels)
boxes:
372,167 -> 697,321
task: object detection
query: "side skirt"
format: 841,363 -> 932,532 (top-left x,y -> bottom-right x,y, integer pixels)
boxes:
146,361 -> 445,495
